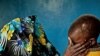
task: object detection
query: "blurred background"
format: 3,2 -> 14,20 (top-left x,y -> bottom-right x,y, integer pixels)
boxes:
0,0 -> 100,55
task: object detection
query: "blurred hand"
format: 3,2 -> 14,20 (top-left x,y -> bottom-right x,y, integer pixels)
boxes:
64,37 -> 93,56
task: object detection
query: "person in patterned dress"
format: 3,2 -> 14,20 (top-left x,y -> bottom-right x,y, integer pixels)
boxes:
0,15 -> 60,56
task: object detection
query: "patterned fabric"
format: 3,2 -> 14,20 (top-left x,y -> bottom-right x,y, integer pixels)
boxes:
0,16 -> 60,56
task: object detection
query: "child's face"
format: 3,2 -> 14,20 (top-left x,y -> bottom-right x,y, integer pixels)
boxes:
69,28 -> 89,44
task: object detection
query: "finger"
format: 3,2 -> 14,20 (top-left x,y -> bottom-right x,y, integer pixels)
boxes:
73,48 -> 87,56
71,40 -> 91,56
70,42 -> 83,50
72,38 -> 92,50
72,40 -> 90,54
82,39 -> 93,49
81,50 -> 89,56
78,41 -> 90,50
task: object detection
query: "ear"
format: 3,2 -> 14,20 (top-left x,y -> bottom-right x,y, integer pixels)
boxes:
90,38 -> 96,46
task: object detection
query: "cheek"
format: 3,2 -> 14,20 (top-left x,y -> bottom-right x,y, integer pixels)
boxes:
77,37 -> 86,43
72,36 -> 86,44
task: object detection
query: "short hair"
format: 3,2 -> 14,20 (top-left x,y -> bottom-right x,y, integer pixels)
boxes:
68,15 -> 100,39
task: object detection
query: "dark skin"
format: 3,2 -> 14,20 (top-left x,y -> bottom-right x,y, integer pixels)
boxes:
64,28 -> 97,56
64,15 -> 100,56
